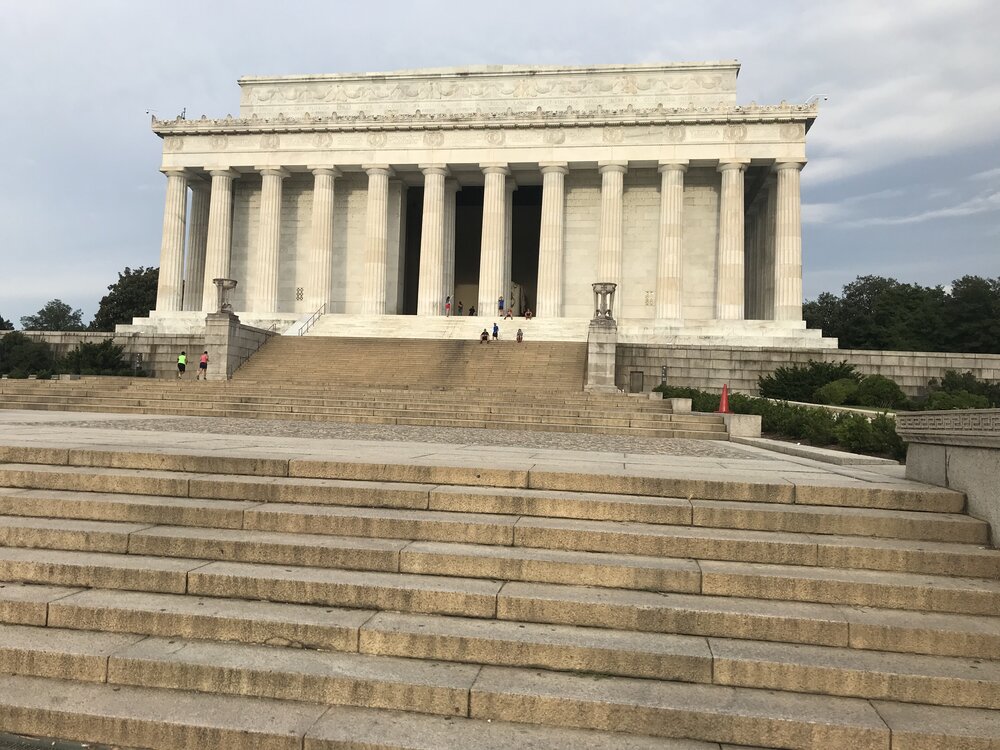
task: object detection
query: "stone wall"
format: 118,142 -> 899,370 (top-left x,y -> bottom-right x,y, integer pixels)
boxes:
898,409 -> 1000,547
617,344 -> 1000,396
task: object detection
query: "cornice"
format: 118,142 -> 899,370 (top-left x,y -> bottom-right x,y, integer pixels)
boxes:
151,102 -> 818,138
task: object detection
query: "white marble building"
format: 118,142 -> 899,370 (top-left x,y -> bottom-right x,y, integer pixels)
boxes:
134,62 -> 833,346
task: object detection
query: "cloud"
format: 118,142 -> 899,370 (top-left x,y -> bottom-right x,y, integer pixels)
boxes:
846,190 -> 1000,227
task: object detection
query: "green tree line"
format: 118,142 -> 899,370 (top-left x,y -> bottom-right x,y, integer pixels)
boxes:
805,275 -> 1000,353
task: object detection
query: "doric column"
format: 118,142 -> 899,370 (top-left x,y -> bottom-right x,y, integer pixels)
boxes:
478,163 -> 509,315
417,165 -> 449,316
201,168 -> 239,312
362,165 -> 393,315
774,161 -> 805,321
308,167 -> 339,311
155,168 -> 188,312
443,179 -> 459,307
536,162 -> 568,318
655,161 -> 687,320
253,166 -> 289,313
183,182 -> 210,311
503,179 -> 516,311
597,162 -> 627,288
715,160 -> 747,320
761,175 -> 777,319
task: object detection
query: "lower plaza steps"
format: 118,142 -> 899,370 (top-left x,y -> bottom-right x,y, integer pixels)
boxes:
0,339 -> 729,439
0,445 -> 996,748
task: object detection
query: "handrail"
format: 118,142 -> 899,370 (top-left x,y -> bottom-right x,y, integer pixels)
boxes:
297,302 -> 326,336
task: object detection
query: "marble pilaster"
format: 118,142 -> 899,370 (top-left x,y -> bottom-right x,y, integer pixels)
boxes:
183,182 -> 210,312
417,165 -> 448,316
478,163 -> 509,315
253,166 -> 289,312
308,167 -> 339,312
774,161 -> 805,321
597,161 -> 627,289
155,168 -> 188,312
202,168 -> 239,313
655,161 -> 686,320
536,162 -> 568,319
715,160 -> 747,320
361,165 -> 393,315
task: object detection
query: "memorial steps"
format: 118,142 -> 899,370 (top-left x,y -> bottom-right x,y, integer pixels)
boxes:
0,338 -> 729,438
0,448 -> 996,747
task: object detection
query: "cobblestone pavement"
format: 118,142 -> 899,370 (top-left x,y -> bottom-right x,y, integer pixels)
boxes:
42,415 -> 762,459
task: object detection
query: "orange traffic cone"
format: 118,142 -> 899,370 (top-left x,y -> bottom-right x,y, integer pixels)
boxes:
717,384 -> 731,414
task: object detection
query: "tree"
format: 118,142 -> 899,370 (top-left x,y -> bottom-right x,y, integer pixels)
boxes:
90,266 -> 159,331
0,331 -> 54,375
20,299 -> 85,331
0,315 -> 13,331
943,276 -> 1000,354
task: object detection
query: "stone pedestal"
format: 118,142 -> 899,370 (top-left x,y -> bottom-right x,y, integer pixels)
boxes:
585,320 -> 619,394
204,312 -> 241,381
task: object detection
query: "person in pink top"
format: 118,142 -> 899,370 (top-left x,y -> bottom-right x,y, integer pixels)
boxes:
197,351 -> 209,380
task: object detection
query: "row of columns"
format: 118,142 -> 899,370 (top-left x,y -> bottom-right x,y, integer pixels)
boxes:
156,159 -> 803,321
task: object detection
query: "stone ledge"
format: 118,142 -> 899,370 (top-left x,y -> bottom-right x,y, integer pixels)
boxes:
897,409 -> 1000,449
732,437 -> 897,466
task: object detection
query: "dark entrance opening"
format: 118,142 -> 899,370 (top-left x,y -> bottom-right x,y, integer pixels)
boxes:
401,187 -> 423,315
454,187 -> 484,315
511,186 -> 541,314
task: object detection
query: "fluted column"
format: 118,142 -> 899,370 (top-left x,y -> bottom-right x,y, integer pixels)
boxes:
761,175 -> 777,319
502,179 -> 516,311
774,161 -> 805,321
308,167 -> 339,311
183,182 -> 210,311
362,165 -> 393,315
155,168 -> 188,312
597,162 -> 627,288
477,163 -> 509,315
536,162 -> 568,318
655,161 -> 687,320
715,160 -> 747,320
443,179 -> 458,307
417,165 -> 448,316
252,167 -> 289,313
202,169 -> 239,312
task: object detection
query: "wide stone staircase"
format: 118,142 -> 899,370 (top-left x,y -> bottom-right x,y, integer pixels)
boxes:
0,445 -> 997,747
0,379 -> 728,440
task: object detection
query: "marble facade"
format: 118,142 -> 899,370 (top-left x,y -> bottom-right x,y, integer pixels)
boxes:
134,62 -> 833,347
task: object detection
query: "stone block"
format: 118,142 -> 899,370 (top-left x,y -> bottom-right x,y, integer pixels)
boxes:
667,398 -> 692,413
722,413 -> 760,437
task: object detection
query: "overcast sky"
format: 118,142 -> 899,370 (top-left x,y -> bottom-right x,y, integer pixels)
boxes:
1,0 -> 998,326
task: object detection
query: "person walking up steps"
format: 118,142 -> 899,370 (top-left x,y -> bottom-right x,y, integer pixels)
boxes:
197,351 -> 209,380
176,351 -> 187,379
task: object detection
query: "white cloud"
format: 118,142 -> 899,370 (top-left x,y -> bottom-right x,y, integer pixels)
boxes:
847,190 -> 1000,227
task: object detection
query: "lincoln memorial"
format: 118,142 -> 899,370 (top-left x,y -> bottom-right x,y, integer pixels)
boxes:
127,61 -> 834,347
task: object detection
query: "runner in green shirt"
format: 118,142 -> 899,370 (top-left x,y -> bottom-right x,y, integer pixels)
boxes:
177,351 -> 187,379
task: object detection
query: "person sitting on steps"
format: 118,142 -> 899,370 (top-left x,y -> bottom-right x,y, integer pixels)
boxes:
516,328 -> 524,343
480,329 -> 489,343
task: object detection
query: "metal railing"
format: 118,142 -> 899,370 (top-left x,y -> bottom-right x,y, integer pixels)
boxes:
297,302 -> 326,336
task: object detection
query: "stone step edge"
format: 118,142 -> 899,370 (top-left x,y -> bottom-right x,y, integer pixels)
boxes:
0,674 -> 760,750
0,450 -> 966,511
1,633 -> 998,748
0,484 -> 985,544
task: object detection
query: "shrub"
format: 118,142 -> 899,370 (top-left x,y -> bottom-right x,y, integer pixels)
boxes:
653,385 -> 720,413
802,408 -> 837,445
60,339 -> 131,376
0,332 -> 54,375
925,370 -> 1000,408
758,360 -> 859,401
854,374 -> 908,409
813,378 -> 860,406
924,390 -> 990,410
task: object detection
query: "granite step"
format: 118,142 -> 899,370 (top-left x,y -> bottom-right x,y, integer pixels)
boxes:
2,623 -> 994,748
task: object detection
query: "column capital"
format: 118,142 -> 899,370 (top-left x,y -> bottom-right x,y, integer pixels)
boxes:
208,168 -> 240,179
479,163 -> 510,176
598,161 -> 628,175
363,164 -> 394,177
657,160 -> 689,173
255,166 -> 290,179
773,159 -> 806,172
419,164 -> 450,177
717,159 -> 750,173
308,166 -> 342,177
445,177 -> 461,192
160,167 -> 191,179
539,162 -> 569,175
